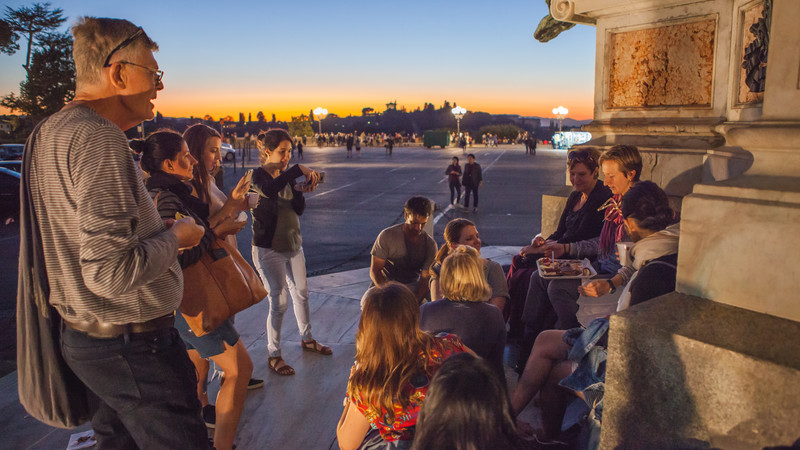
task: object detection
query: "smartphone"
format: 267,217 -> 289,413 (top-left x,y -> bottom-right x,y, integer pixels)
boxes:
317,171 -> 326,184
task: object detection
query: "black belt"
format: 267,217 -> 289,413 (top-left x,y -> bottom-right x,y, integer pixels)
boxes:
63,313 -> 175,339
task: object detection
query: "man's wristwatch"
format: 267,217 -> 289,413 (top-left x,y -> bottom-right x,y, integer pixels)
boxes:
606,279 -> 616,294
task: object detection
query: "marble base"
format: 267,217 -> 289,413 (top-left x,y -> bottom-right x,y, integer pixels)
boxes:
601,293 -> 800,449
677,178 -> 800,322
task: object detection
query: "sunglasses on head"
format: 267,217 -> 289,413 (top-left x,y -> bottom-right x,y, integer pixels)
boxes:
568,149 -> 594,162
103,27 -> 144,68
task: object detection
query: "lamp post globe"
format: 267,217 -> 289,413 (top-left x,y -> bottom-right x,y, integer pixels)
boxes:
314,107 -> 328,134
451,106 -> 467,135
552,106 -> 568,132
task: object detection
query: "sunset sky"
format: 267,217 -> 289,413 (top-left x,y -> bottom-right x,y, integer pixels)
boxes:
0,0 -> 598,121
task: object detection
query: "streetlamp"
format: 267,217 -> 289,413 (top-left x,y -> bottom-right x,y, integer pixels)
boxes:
451,106 -> 466,135
552,106 -> 568,132
313,107 -> 328,134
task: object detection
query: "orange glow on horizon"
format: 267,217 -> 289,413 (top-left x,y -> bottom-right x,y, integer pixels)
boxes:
150,96 -> 594,123
0,94 -> 594,122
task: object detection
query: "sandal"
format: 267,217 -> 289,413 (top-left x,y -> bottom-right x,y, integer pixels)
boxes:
301,339 -> 333,355
267,356 -> 295,376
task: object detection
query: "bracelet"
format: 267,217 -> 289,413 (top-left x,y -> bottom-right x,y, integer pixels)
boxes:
606,279 -> 616,294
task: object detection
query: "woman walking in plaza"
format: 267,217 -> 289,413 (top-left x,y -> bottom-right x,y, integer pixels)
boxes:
133,130 -> 253,450
250,128 -> 331,377
445,156 -> 462,205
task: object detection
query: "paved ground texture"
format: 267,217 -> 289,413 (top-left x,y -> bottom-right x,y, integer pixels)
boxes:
0,144 -> 572,449
0,143 -> 569,371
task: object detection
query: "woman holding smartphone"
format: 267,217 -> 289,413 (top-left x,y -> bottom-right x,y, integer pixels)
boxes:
250,128 -> 330,376
132,129 -> 253,450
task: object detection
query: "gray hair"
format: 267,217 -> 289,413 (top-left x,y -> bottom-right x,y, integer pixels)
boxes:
72,17 -> 158,88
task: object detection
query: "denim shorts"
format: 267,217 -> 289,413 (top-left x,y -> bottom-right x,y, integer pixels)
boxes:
173,313 -> 240,358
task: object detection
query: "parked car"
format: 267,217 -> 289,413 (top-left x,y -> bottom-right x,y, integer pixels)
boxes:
221,143 -> 236,161
0,160 -> 21,224
0,143 -> 24,160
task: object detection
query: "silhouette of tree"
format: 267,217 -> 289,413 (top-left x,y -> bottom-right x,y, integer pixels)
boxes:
1,30 -> 74,121
3,2 -> 66,75
0,19 -> 18,54
257,111 -> 265,122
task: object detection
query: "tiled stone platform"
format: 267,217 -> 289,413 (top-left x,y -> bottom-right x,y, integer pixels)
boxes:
1,247 -> 521,449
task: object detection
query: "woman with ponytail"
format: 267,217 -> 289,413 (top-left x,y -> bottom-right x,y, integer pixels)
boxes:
429,218 -> 509,310
249,128 -> 329,377
131,129 -> 253,450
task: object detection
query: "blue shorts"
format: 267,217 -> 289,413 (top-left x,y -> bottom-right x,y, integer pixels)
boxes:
173,313 -> 240,358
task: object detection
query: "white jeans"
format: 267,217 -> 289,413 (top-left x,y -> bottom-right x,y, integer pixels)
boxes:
252,246 -> 312,357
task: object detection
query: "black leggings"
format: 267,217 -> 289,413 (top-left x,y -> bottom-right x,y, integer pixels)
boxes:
449,181 -> 461,204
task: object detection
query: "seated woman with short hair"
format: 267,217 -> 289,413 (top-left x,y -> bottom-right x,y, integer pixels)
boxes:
511,180 -> 679,444
506,147 -> 611,339
421,245 -> 506,378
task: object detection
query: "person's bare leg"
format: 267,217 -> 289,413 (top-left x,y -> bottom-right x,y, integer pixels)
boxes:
538,360 -> 574,440
187,349 -> 210,407
209,340 -> 253,450
511,330 -> 570,414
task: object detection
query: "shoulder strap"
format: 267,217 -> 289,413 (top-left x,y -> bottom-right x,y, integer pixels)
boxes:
20,119 -> 52,315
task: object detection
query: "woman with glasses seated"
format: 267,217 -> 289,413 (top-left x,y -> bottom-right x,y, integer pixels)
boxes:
517,145 -> 642,370
506,148 -> 610,346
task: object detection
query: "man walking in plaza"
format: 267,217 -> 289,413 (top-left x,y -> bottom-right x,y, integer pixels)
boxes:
364,196 -> 437,305
462,153 -> 483,212
20,17 -> 209,448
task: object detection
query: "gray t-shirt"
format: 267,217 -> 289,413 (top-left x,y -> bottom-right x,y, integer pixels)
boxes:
271,184 -> 302,252
371,223 -> 437,284
484,260 -> 509,301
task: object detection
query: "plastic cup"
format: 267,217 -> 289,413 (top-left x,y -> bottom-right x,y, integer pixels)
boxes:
246,192 -> 259,208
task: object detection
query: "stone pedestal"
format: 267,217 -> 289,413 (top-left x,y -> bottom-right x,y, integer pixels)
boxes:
548,0 -> 800,447
602,293 -> 800,449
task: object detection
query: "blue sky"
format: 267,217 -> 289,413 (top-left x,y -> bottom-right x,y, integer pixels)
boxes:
0,0 -> 597,119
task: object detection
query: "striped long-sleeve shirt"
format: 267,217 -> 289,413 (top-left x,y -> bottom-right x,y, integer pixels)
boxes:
28,105 -> 182,324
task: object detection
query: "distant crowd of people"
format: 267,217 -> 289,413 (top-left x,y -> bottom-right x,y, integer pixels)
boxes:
17,15 -> 683,450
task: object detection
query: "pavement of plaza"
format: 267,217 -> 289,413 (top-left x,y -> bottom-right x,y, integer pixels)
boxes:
0,144 -> 567,448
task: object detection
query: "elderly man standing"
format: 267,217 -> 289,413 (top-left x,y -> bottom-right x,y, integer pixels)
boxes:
364,196 -> 437,306
21,17 -> 208,448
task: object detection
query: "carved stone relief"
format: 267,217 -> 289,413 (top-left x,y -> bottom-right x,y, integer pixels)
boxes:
607,18 -> 716,109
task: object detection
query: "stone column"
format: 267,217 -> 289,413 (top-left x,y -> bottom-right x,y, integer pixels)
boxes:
548,0 -> 800,447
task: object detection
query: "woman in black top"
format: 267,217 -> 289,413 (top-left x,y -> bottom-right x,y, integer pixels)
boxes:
249,128 -> 330,377
132,130 -> 253,450
445,156 -> 462,206
506,147 -> 611,340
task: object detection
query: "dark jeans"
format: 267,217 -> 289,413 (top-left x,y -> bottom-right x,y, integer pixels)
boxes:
449,180 -> 461,204
61,326 -> 209,450
517,271 -> 581,371
464,185 -> 479,208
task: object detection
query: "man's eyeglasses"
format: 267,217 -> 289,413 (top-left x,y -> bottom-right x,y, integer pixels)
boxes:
117,61 -> 164,85
103,27 -> 144,68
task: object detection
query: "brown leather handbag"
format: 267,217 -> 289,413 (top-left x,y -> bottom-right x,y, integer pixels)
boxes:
180,237 -> 267,336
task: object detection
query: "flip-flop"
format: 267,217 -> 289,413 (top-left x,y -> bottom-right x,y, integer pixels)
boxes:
268,356 -> 295,376
301,339 -> 332,355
